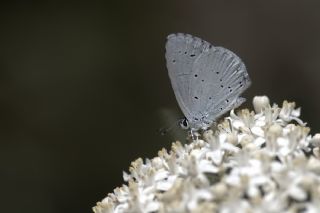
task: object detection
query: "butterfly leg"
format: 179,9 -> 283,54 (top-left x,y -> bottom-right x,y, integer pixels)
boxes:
189,129 -> 200,141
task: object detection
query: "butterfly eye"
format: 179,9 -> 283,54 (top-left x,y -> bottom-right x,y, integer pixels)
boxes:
179,118 -> 189,130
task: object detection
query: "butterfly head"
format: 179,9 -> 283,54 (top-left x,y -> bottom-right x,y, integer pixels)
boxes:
179,116 -> 213,131
179,117 -> 190,130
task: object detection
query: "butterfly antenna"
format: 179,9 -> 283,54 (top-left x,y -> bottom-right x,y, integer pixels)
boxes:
157,119 -> 181,136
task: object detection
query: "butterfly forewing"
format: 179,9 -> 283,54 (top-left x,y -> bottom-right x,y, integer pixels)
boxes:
165,33 -> 211,121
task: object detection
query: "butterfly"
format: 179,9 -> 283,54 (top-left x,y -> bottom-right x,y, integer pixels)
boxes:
165,33 -> 251,131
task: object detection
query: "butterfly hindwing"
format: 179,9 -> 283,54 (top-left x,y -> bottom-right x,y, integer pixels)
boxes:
190,46 -> 251,121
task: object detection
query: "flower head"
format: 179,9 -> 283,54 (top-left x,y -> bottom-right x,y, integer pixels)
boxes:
93,96 -> 320,213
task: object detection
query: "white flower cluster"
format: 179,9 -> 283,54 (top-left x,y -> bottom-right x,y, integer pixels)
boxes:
93,96 -> 320,213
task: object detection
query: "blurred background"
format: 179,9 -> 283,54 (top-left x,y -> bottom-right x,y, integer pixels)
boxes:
1,1 -> 320,212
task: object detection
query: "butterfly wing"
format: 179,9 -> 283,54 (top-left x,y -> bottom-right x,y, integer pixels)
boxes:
190,46 -> 251,122
165,33 -> 211,121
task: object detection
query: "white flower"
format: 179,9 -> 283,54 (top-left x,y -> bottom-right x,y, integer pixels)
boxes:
253,95 -> 270,113
93,96 -> 320,213
278,100 -> 306,126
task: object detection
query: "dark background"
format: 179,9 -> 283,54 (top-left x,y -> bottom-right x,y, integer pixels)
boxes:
1,1 -> 320,212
